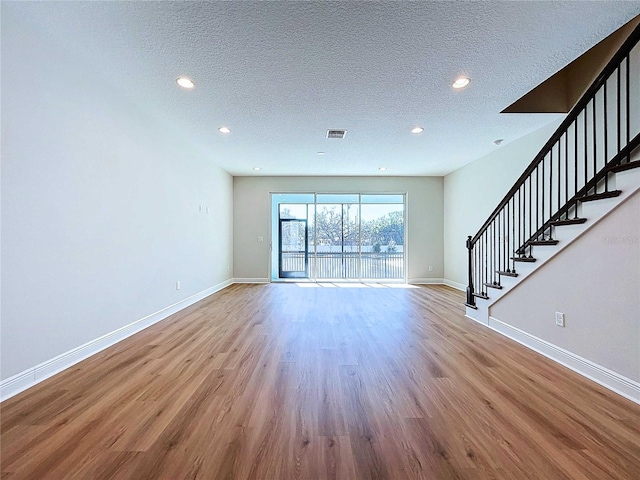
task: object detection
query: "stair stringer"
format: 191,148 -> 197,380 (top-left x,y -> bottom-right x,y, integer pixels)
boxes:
465,167 -> 640,325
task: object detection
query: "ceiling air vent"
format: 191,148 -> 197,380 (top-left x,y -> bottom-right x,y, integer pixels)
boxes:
326,129 -> 347,139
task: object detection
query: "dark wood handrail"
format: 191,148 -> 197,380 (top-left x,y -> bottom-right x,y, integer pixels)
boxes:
471,21 -> 640,246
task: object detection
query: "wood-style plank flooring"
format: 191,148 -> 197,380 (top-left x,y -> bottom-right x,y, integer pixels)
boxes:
2,283 -> 639,479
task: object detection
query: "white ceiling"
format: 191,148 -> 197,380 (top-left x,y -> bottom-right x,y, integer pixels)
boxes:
9,1 -> 640,176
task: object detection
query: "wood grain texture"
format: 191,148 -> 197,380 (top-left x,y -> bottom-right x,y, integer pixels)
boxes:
2,283 -> 639,479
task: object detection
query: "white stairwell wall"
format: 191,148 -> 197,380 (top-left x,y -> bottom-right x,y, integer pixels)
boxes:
464,167 -> 640,403
490,176 -> 640,402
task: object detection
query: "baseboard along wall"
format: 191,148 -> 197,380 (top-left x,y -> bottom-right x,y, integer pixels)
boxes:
473,315 -> 640,405
0,279 -> 233,402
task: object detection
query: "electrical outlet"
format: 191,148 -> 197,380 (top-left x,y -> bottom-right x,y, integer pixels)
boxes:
176,281 -> 181,290
555,311 -> 565,327
428,266 -> 434,272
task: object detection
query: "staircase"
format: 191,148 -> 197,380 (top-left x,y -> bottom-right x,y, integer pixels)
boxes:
465,23 -> 640,324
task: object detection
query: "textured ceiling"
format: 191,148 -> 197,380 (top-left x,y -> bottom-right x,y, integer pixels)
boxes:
6,2 -> 640,176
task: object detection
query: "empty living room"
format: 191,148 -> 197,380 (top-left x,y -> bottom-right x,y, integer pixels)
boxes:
2,2 -> 639,479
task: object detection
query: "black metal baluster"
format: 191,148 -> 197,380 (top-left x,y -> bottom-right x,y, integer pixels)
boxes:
626,54 -> 630,162
604,78 -> 609,191
467,237 -> 475,307
493,221 -> 497,284
474,242 -> 478,297
483,233 -> 488,295
478,239 -> 481,294
478,235 -> 482,295
574,121 -> 578,218
557,141 -> 561,218
618,61 -> 622,157
549,148 -> 553,223
490,221 -> 494,285
493,218 -> 497,284
503,207 -> 507,277
542,155 -> 547,227
584,108 -> 588,187
535,165 -> 539,234
528,175 -> 532,256
478,233 -> 487,294
565,132 -> 569,209
519,186 -> 523,259
592,98 -> 597,194
497,213 -> 501,283
511,196 -> 516,272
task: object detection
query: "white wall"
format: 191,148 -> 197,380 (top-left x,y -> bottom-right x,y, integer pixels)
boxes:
1,11 -> 233,380
443,120 -> 563,287
233,176 -> 443,283
491,191 -> 640,382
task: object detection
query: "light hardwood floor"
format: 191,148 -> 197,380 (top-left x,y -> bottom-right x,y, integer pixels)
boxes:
1,283 -> 639,479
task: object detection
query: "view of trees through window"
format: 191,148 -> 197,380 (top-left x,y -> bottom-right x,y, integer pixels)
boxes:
278,194 -> 405,279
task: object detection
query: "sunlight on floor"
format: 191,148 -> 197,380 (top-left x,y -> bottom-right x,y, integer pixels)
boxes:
295,282 -> 419,289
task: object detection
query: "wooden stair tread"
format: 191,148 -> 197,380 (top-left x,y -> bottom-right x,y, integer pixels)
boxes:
528,239 -> 559,246
483,282 -> 503,290
472,292 -> 489,300
576,190 -> 621,202
606,161 -> 640,173
497,271 -> 518,277
551,217 -> 587,226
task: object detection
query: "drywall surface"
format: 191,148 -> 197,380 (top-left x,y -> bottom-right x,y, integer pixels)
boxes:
233,176 -> 443,282
1,11 -> 233,379
491,191 -> 640,382
443,120 -> 563,287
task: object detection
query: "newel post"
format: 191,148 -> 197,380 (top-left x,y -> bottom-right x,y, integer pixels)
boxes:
466,236 -> 476,307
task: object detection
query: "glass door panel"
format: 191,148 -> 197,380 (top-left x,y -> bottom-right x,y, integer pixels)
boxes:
360,203 -> 404,279
314,204 -> 342,280
279,219 -> 308,278
342,203 -> 360,279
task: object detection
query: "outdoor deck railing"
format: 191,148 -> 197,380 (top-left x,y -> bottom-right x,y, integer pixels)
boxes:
281,251 -> 404,279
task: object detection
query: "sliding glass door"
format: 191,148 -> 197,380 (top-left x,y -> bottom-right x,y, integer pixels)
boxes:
272,193 -> 405,281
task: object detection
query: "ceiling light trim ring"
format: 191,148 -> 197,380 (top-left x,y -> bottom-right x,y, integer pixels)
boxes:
176,76 -> 195,89
452,77 -> 471,89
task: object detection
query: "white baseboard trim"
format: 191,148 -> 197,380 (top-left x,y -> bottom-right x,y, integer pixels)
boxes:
232,278 -> 270,284
487,316 -> 640,405
408,277 -> 444,285
442,279 -> 466,291
0,279 -> 233,402
466,313 -> 488,326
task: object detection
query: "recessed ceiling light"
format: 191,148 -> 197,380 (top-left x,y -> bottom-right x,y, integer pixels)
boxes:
218,127 -> 231,134
379,167 -> 387,171
253,167 -> 261,171
176,76 -> 195,89
452,77 -> 471,89
318,152 -> 325,155
492,138 -> 504,146
411,127 -> 424,134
